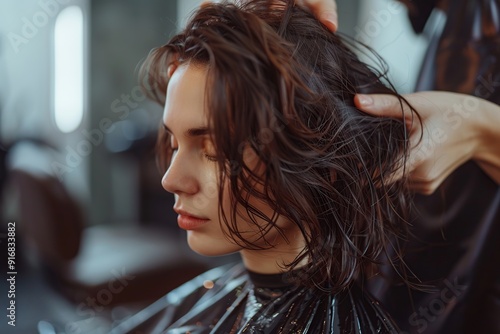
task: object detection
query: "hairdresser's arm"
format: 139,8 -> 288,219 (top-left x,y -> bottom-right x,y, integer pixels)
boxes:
355,91 -> 500,194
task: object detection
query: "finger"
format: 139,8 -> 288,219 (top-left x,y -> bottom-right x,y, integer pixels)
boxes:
355,94 -> 422,138
297,0 -> 338,32
407,150 -> 471,194
407,175 -> 445,195
378,130 -> 423,185
355,94 -> 418,119
382,162 -> 406,185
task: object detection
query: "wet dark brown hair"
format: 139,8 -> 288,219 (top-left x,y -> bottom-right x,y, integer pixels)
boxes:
142,0 -> 418,292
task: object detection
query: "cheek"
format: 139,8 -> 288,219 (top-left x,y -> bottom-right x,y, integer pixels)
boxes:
215,156 -> 280,236
193,163 -> 220,211
218,180 -> 232,222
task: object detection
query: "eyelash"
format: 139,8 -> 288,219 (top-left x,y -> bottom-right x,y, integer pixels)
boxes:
203,153 -> 218,162
170,147 -> 216,162
167,130 -> 216,163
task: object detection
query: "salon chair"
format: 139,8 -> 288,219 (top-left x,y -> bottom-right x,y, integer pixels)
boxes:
6,140 -> 208,306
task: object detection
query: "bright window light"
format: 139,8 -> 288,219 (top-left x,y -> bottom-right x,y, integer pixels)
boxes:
54,6 -> 84,133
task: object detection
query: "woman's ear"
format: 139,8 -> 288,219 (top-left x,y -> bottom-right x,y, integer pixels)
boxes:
167,62 -> 179,78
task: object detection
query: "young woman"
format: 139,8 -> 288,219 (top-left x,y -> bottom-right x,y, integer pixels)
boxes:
111,1 -> 416,333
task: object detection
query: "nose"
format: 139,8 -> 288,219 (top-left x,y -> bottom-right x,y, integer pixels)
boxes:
161,151 -> 199,195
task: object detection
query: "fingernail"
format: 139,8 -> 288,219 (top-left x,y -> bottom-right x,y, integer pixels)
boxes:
322,13 -> 338,32
357,94 -> 373,106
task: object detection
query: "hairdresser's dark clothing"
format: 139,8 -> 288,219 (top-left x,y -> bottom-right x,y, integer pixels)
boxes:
368,1 -> 500,333
109,263 -> 398,334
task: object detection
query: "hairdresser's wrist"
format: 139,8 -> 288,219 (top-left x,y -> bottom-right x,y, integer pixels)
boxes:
473,98 -> 500,184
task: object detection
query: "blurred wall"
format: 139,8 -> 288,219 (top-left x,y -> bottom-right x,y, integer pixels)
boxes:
0,0 -> 91,208
0,0 -> 177,226
178,0 -> 205,29
0,0 -> 54,143
357,0 -> 428,93
88,0 -> 177,226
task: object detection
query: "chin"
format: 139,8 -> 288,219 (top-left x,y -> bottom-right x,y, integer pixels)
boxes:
186,231 -> 241,256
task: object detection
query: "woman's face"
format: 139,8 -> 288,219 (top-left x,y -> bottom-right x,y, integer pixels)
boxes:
161,63 -> 304,261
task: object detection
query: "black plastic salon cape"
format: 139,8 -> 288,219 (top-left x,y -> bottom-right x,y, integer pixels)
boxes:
367,1 -> 500,333
109,263 -> 398,333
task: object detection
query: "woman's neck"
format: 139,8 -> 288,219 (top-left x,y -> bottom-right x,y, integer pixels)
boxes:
239,227 -> 307,274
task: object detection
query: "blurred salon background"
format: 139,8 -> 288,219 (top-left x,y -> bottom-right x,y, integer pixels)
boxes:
0,0 -> 430,333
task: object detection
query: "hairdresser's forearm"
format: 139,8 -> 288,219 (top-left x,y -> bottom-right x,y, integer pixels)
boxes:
474,98 -> 500,184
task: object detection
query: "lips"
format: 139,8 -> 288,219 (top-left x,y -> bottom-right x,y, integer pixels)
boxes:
174,208 -> 210,230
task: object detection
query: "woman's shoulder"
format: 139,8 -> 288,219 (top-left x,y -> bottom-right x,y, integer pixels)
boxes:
274,282 -> 399,333
331,283 -> 399,333
165,262 -> 246,304
108,262 -> 245,334
108,264 -> 399,334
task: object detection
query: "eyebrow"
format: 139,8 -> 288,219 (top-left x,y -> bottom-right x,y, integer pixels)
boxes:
162,123 -> 211,138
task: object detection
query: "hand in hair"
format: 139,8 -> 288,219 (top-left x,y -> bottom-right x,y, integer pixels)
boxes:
355,91 -> 500,193
294,0 -> 338,31
202,0 -> 338,32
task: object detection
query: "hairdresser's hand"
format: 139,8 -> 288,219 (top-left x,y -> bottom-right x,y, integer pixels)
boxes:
355,91 -> 500,194
295,0 -> 338,32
